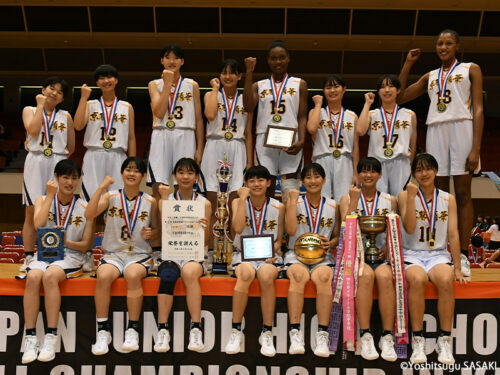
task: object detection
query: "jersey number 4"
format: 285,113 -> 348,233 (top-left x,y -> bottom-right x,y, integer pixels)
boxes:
221,118 -> 237,132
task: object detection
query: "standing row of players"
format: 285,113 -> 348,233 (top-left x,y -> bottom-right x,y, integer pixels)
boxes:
22,154 -> 466,366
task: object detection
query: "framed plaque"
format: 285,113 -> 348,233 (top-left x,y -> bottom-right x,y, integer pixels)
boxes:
264,126 -> 296,149
37,227 -> 64,263
241,234 -> 274,261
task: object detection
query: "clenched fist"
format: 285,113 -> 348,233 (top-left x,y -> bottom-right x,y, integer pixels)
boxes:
100,176 -> 115,190
244,57 -> 257,73
161,69 -> 174,84
158,184 -> 170,200
80,84 -> 92,100
288,189 -> 300,203
364,92 -> 375,105
209,78 -> 220,91
46,180 -> 58,196
406,49 -> 421,63
36,94 -> 47,107
312,95 -> 323,107
406,182 -> 418,199
237,186 -> 251,200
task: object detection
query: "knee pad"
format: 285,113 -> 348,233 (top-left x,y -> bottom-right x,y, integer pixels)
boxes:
158,261 -> 180,295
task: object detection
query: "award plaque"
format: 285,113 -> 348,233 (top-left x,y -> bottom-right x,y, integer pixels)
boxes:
37,227 -> 64,263
241,234 -> 274,261
264,126 -> 296,149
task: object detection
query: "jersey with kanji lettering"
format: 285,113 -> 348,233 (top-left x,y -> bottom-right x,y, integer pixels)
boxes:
312,108 -> 356,159
206,91 -> 247,141
25,107 -> 70,155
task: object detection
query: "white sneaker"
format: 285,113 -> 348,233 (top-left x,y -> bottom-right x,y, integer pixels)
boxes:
82,251 -> 94,272
19,254 -> 34,272
379,334 -> 397,362
436,335 -> 455,365
92,330 -> 112,355
37,333 -> 57,362
313,331 -> 330,357
410,336 -> 427,364
122,328 -> 139,352
360,332 -> 379,360
289,329 -> 305,354
259,330 -> 276,357
225,329 -> 243,354
153,329 -> 170,352
21,335 -> 39,364
187,327 -> 204,352
461,253 -> 471,277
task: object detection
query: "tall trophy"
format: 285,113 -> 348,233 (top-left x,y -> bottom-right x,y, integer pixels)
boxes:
358,215 -> 386,264
212,154 -> 233,274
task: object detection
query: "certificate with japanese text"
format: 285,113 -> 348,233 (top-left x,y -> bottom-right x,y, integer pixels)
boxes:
162,200 -> 205,262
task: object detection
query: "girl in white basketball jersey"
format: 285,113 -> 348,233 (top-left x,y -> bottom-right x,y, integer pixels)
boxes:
147,45 -> 205,203
307,75 -> 359,202
243,40 -> 308,199
398,30 -> 484,273
398,153 -> 466,366
22,160 -> 93,364
21,77 -> 75,272
357,75 -> 417,197
85,157 -> 159,356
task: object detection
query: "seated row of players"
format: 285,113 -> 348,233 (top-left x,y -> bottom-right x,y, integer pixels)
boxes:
22,154 -> 465,367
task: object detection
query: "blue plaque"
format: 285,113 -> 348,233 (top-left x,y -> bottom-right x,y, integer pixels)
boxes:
37,227 -> 64,263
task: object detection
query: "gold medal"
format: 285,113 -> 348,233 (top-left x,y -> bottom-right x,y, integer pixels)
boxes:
166,120 -> 176,129
224,131 -> 233,141
272,114 -> 282,123
43,148 -> 53,158
332,149 -> 341,159
103,140 -> 112,150
384,148 -> 394,158
428,238 -> 435,250
437,101 -> 447,113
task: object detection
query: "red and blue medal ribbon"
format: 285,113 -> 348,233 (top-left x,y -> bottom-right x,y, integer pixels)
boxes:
99,97 -> 118,138
417,187 -> 439,237
175,191 -> 197,201
168,76 -> 183,118
247,197 -> 269,235
303,195 -> 325,233
360,191 -> 380,216
327,106 -> 344,148
221,88 -> 239,129
42,108 -> 57,144
120,190 -> 142,238
379,105 -> 399,147
269,74 -> 289,113
437,59 -> 459,100
52,195 -> 77,230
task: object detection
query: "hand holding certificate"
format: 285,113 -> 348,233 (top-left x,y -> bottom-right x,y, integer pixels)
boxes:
264,125 -> 297,149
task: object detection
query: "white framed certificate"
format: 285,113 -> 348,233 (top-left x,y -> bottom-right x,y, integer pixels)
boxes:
162,200 -> 205,262
241,234 -> 274,261
264,125 -> 296,149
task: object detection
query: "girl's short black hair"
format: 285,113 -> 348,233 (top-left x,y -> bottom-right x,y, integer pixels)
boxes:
300,163 -> 326,180
323,75 -> 347,89
121,157 -> 146,175
244,165 -> 271,181
43,76 -> 69,97
357,157 -> 382,174
470,235 -> 483,248
54,159 -> 81,177
161,44 -> 184,59
267,39 -> 289,57
376,74 -> 401,91
173,157 -> 200,176
219,59 -> 242,75
94,64 -> 119,81
411,153 -> 439,175
439,29 -> 460,44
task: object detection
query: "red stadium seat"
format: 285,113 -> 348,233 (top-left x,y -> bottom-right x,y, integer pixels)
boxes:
0,258 -> 14,263
1,236 -> 15,246
486,263 -> 500,268
0,252 -> 19,263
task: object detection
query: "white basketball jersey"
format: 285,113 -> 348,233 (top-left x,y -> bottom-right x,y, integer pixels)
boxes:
25,107 -> 70,155
102,190 -> 154,254
152,77 -> 196,130
256,76 -> 302,135
402,189 -> 450,251
367,107 -> 414,161
427,62 -> 473,125
44,195 -> 88,259
312,108 -> 356,159
288,196 -> 337,251
83,99 -> 131,151
167,192 -> 206,204
233,197 -> 281,251
206,91 -> 247,141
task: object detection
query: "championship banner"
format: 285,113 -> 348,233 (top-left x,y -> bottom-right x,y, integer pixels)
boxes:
343,215 -> 358,351
329,225 -> 345,352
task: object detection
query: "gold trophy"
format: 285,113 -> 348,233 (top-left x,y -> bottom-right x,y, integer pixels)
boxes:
358,215 -> 386,264
294,233 -> 326,265
212,154 -> 233,274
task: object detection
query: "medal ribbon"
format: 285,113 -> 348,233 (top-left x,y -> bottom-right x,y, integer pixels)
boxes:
175,191 -> 197,201
437,59 -> 459,99
360,191 -> 380,217
221,88 -> 239,130
379,105 -> 399,146
53,195 -> 77,230
303,195 -> 325,233
168,76 -> 183,118
417,187 -> 439,236
247,197 -> 269,235
120,190 -> 142,238
327,106 -> 344,148
269,74 -> 289,114
42,108 -> 57,144
99,97 -> 118,138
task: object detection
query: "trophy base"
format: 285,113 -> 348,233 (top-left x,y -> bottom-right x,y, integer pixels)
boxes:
211,262 -> 228,275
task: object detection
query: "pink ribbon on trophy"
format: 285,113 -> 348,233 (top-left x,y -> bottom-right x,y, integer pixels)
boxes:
342,215 -> 358,351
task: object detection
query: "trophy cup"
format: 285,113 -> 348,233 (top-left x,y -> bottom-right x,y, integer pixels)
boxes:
212,154 -> 233,274
294,233 -> 326,265
358,215 -> 386,264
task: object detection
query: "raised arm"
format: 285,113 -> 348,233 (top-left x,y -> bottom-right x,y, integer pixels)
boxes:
409,111 -> 418,162
231,187 -> 250,235
23,95 -> 45,137
193,82 -> 205,165
306,95 -> 323,135
149,70 -> 174,120
84,176 -> 114,220
33,180 -> 58,229
466,63 -> 484,173
204,78 -> 220,122
285,189 -> 300,236
242,57 -> 258,113
73,85 -> 91,131
398,182 -> 417,234
244,111 -> 254,170
356,93 -> 374,136
352,114 -> 360,185
127,105 -> 136,157
66,115 -> 75,157
275,202 -> 285,253
397,49 -> 429,104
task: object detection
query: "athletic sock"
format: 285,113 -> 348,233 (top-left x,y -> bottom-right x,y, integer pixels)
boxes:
26,328 -> 36,336
360,328 -> 371,337
127,320 -> 139,331
412,330 -> 424,337
439,330 -> 451,337
382,330 -> 392,337
158,323 -> 168,330
262,325 -> 273,333
232,322 -> 242,331
97,318 -> 109,332
290,323 -> 300,331
46,327 -> 57,336
318,325 -> 329,332
191,322 -> 201,330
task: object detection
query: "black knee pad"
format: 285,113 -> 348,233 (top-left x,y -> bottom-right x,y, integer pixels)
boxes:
158,261 -> 180,295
